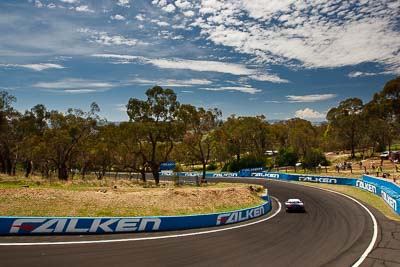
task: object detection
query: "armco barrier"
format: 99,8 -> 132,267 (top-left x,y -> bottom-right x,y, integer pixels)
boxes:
0,193 -> 271,235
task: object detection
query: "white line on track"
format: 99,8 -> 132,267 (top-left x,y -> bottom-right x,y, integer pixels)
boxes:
290,182 -> 378,267
0,197 -> 282,246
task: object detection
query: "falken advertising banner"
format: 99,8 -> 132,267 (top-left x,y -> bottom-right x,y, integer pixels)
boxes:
0,196 -> 271,235
360,175 -> 400,215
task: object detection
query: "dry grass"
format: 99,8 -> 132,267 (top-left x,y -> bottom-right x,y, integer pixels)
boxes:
0,174 -> 264,217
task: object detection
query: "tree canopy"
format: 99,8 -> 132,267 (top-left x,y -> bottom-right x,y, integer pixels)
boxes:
0,77 -> 399,180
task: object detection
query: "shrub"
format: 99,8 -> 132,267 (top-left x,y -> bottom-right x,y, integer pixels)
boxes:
303,148 -> 330,169
206,163 -> 218,171
224,156 -> 266,172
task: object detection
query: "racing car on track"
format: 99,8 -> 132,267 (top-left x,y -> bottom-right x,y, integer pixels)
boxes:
285,199 -> 306,212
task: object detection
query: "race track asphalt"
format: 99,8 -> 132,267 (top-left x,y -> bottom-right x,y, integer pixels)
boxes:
1,178 -> 399,267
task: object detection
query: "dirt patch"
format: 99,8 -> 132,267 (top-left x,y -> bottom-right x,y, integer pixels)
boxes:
0,185 -> 264,217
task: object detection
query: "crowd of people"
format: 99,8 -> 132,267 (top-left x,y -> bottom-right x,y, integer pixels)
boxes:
334,158 -> 399,179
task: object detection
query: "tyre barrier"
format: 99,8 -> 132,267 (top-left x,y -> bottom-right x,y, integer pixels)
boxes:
0,191 -> 271,236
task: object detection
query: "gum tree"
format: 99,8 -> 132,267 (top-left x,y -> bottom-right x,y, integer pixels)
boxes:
179,104 -> 222,182
126,86 -> 182,184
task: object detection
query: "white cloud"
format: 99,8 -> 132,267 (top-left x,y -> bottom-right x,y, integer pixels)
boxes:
201,86 -> 261,94
264,100 -> 281,103
91,53 -> 286,83
117,0 -> 130,8
129,78 -> 212,87
92,54 -> 140,60
63,89 -> 97,94
147,58 -> 286,82
169,0 -> 400,74
0,63 -> 64,71
162,4 -> 176,13
33,78 -> 115,93
250,74 -> 288,83
183,10 -> 195,17
115,104 -> 127,112
111,14 -> 126,21
295,108 -> 326,120
60,0 -> 80,3
75,5 -> 94,13
136,14 -> 145,21
34,0 -> 43,8
79,29 -> 142,47
287,94 -> 337,103
347,71 -> 378,78
157,21 -> 170,27
175,0 -> 191,10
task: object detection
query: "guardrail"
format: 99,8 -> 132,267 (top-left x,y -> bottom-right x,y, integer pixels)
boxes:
0,191 -> 271,235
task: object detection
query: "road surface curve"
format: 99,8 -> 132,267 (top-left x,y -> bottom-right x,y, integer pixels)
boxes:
0,178 -> 379,267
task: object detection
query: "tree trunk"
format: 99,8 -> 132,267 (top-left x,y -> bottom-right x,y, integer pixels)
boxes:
152,169 -> 160,185
25,160 -> 33,178
5,156 -> 12,175
202,162 -> 207,183
140,169 -> 146,182
58,163 -> 68,180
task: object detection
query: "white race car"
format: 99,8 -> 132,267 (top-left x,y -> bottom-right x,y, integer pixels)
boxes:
285,199 -> 306,212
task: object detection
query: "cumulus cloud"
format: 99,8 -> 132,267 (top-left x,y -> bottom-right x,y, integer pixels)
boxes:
166,0 -> 400,74
111,14 -> 126,21
162,4 -> 176,13
75,5 -> 94,13
287,94 -> 337,103
136,14 -> 145,21
295,108 -> 326,120
78,29 -> 143,47
157,21 -> 170,27
0,63 -> 64,71
175,0 -> 192,10
117,0 -> 130,8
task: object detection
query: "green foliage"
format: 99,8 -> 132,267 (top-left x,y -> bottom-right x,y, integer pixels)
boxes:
206,163 -> 218,171
302,148 -> 329,169
1,77 -> 400,180
276,147 -> 299,167
223,156 -> 266,172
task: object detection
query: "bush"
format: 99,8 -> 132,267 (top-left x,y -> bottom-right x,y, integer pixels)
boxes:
206,163 -> 218,171
303,148 -> 330,169
223,156 -> 266,172
276,147 -> 299,167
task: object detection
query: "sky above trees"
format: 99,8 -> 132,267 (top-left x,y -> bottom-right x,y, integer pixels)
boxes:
0,0 -> 399,121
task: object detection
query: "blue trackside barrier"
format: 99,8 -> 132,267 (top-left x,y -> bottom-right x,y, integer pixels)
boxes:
362,175 -> 400,196
0,192 -> 271,236
206,171 -> 400,215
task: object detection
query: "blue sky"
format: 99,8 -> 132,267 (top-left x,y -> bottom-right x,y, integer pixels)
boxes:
0,0 -> 399,122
